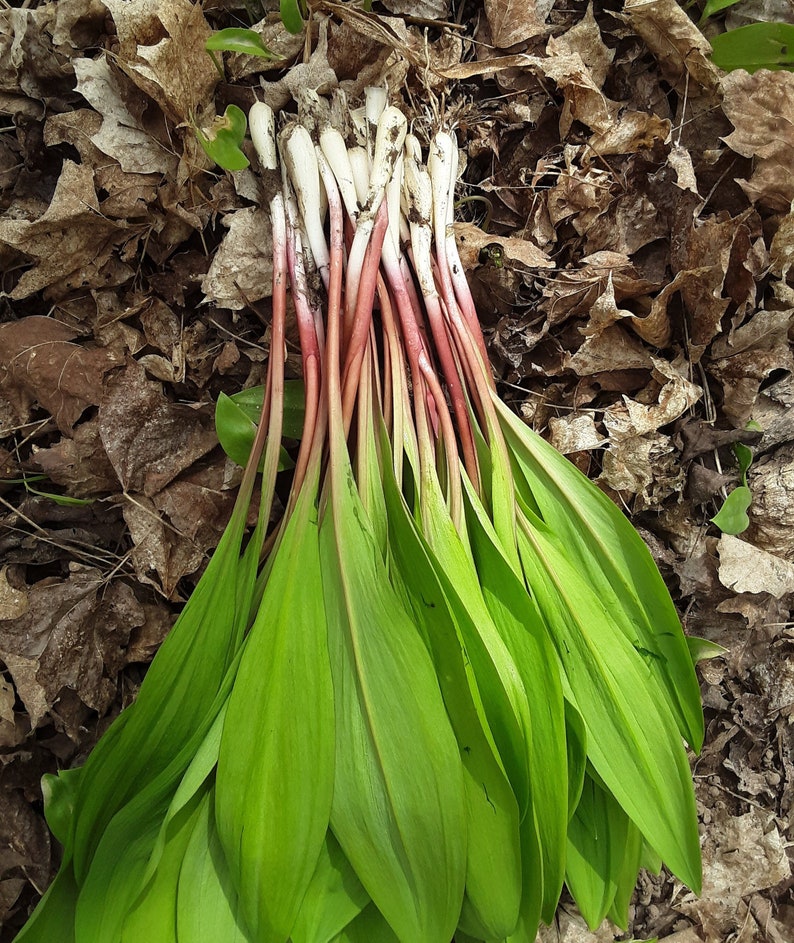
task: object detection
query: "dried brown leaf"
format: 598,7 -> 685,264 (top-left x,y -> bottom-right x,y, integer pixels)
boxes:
484,0 -> 547,48
0,161 -> 139,299
679,808 -> 791,941
0,789 -> 50,925
103,0 -> 217,124
0,316 -> 123,434
73,56 -> 179,176
98,360 -> 218,497
201,206 -> 275,310
625,0 -> 721,95
32,418 -> 119,498
0,568 -> 144,727
546,3 -> 613,88
722,69 -> 794,211
717,535 -> 794,598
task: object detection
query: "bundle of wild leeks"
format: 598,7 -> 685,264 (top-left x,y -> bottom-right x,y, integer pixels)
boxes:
18,91 -> 703,943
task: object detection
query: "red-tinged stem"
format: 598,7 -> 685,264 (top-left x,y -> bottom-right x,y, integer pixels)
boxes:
340,200 -> 389,436
316,148 -> 347,487
285,213 -> 322,509
257,193 -> 287,528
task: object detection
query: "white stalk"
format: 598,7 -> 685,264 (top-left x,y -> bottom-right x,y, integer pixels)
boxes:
249,101 -> 277,171
348,147 -> 371,206
319,127 -> 360,220
345,106 -> 407,323
280,123 -> 330,287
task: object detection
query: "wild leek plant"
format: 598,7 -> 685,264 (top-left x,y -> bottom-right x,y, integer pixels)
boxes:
17,91 -> 704,943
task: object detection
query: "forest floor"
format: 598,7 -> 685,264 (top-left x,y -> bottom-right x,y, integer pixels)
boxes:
0,1 -> 792,941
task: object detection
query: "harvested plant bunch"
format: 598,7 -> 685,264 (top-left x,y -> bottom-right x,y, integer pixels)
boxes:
17,93 -> 704,943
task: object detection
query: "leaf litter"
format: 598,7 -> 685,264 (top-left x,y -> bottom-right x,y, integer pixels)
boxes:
0,0 -> 793,941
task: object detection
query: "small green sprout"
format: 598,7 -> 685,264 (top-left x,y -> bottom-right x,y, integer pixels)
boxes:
194,104 -> 250,171
711,441 -> 754,535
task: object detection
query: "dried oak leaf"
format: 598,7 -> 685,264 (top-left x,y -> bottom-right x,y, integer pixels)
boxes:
0,567 -> 144,729
31,417 -> 119,498
99,359 -> 218,497
0,316 -> 123,434
201,206 -> 274,310
103,0 -> 217,125
0,6 -> 72,101
679,808 -> 791,942
547,3 -> 614,89
73,55 -> 179,176
0,160 -> 138,300
625,0 -> 721,96
598,358 -> 701,498
484,0 -> 548,48
745,445 -> 794,560
122,467 -> 236,599
718,534 -> 794,598
721,69 -> 794,212
0,788 -> 51,927
708,309 -> 794,425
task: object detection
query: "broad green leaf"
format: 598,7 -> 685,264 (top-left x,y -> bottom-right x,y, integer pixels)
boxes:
332,903 -> 400,943
514,508 -> 701,893
321,452 -> 467,943
41,767 -> 83,847
687,635 -> 728,663
711,484 -> 751,534
195,104 -> 250,171
565,773 -> 628,930
13,861 -> 78,943
496,397 -> 704,753
701,0 -> 742,21
710,22 -> 794,72
380,442 -> 522,939
565,700 -> 588,823
119,792 -> 205,943
206,27 -> 280,58
216,382 -> 304,470
280,0 -> 304,34
463,480 -> 567,923
607,818 -> 644,931
177,787 -> 253,942
69,501 -> 260,880
290,833 -> 369,943
216,485 -> 334,942
505,804 -> 544,943
416,469 -> 532,817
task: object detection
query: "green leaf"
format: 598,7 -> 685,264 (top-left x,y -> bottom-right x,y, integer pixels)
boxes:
565,773 -> 628,930
12,861 -> 78,943
216,485 -> 335,942
380,440 -> 523,940
69,492 -> 261,881
514,507 -> 702,893
205,27 -> 280,59
321,452 -> 467,943
177,788 -> 253,942
700,0 -> 743,21
215,383 -> 303,470
687,635 -> 728,663
332,904 -> 400,943
734,442 -> 753,481
42,768 -> 83,847
710,22 -> 794,72
607,819 -> 644,931
195,104 -> 250,171
711,484 -> 752,534
290,833 -> 369,943
463,479 -> 568,924
280,0 -> 305,34
496,396 -> 704,753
